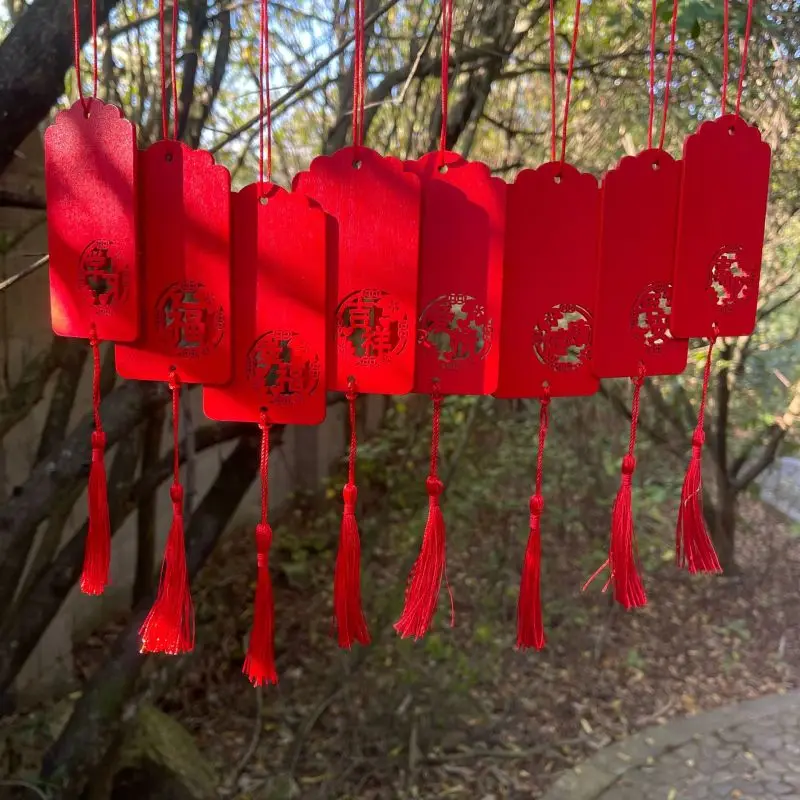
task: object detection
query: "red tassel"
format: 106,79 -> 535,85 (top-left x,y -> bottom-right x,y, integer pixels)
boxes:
334,483 -> 371,648
517,392 -> 550,650
584,369 -> 647,609
82,431 -> 111,595
244,416 -> 278,684
334,383 -> 370,647
81,327 -> 111,595
140,372 -> 194,655
244,523 -> 277,685
676,336 -> 722,574
517,495 -> 545,650
395,392 -> 454,640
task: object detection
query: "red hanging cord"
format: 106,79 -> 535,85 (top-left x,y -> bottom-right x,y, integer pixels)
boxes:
258,0 -> 272,186
735,0 -> 755,117
244,413 -> 278,685
647,0 -> 679,149
438,0 -> 455,162
658,0 -> 680,150
334,380 -> 371,648
676,333 -> 722,574
548,0 -> 557,162
140,370 -> 195,654
395,387 -> 454,640
647,0 -> 658,149
721,0 -> 730,112
159,0 -> 179,140
547,0 -> 583,164
517,389 -> 551,650
81,323 -> 110,595
352,0 -> 366,150
584,366 -> 648,609
71,0 -> 99,115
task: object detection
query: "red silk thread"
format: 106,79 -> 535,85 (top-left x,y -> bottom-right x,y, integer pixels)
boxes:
647,0 -> 679,149
721,0 -> 730,112
517,388 -> 551,650
439,0 -> 455,161
735,0 -> 755,116
139,370 -> 195,654
259,0 -> 273,186
72,0 -> 99,115
159,0 -> 179,140
244,413 -> 278,685
352,0 -> 366,150
81,324 -> 111,595
334,380 -> 371,648
676,333 -> 723,574
548,0 -> 583,164
395,387 -> 454,640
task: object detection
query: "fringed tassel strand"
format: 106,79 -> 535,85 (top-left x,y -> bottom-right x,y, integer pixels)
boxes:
333,380 -> 370,648
244,414 -> 278,685
517,389 -> 550,650
676,332 -> 722,574
395,388 -> 454,640
140,370 -> 195,654
585,366 -> 647,609
81,324 -> 111,595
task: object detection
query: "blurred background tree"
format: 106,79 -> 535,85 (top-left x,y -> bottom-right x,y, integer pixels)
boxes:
0,0 -> 797,798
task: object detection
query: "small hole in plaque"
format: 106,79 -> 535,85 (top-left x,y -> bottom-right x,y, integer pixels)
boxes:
728,126 -> 736,136
542,380 -> 550,389
553,174 -> 562,185
169,364 -> 177,372
165,152 -> 173,162
352,159 -> 362,170
651,160 -> 660,171
438,164 -> 449,174
260,195 -> 269,205
260,405 -> 267,413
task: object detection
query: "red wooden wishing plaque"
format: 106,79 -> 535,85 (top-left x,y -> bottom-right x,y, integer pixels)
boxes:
671,114 -> 771,339
405,151 -> 505,396
495,161 -> 600,399
293,146 -> 421,395
116,140 -> 231,385
45,99 -> 138,341
593,149 -> 688,378
204,183 -> 327,424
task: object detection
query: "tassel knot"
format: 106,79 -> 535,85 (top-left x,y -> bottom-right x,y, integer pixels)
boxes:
91,430 -> 106,452
255,522 -> 273,567
691,430 -> 705,450
621,454 -> 636,477
169,484 -> 183,506
529,494 -> 544,517
426,475 -> 443,499
343,482 -> 358,509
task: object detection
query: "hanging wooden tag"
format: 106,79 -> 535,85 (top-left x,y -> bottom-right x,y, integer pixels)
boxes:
593,149 -> 688,378
204,183 -> 327,424
45,99 -> 138,342
116,140 -> 231,385
293,146 -> 421,395
671,115 -> 771,338
405,151 -> 505,396
496,162 -> 600,399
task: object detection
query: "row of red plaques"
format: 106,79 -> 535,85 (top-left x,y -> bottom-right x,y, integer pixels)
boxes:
45,98 -> 771,423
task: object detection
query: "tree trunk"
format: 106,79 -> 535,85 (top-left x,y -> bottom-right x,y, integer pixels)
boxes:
712,484 -> 738,575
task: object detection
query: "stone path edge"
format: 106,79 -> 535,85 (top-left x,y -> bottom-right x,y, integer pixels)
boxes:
541,691 -> 800,800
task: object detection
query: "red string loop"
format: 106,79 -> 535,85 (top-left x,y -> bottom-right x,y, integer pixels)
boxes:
646,0 -> 679,149
259,0 -> 272,187
735,0 -> 756,116
720,0 -> 754,115
439,0 -> 455,162
548,0 -> 583,164
159,0 -> 179,140
352,0 -> 366,150
71,0 -> 99,115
